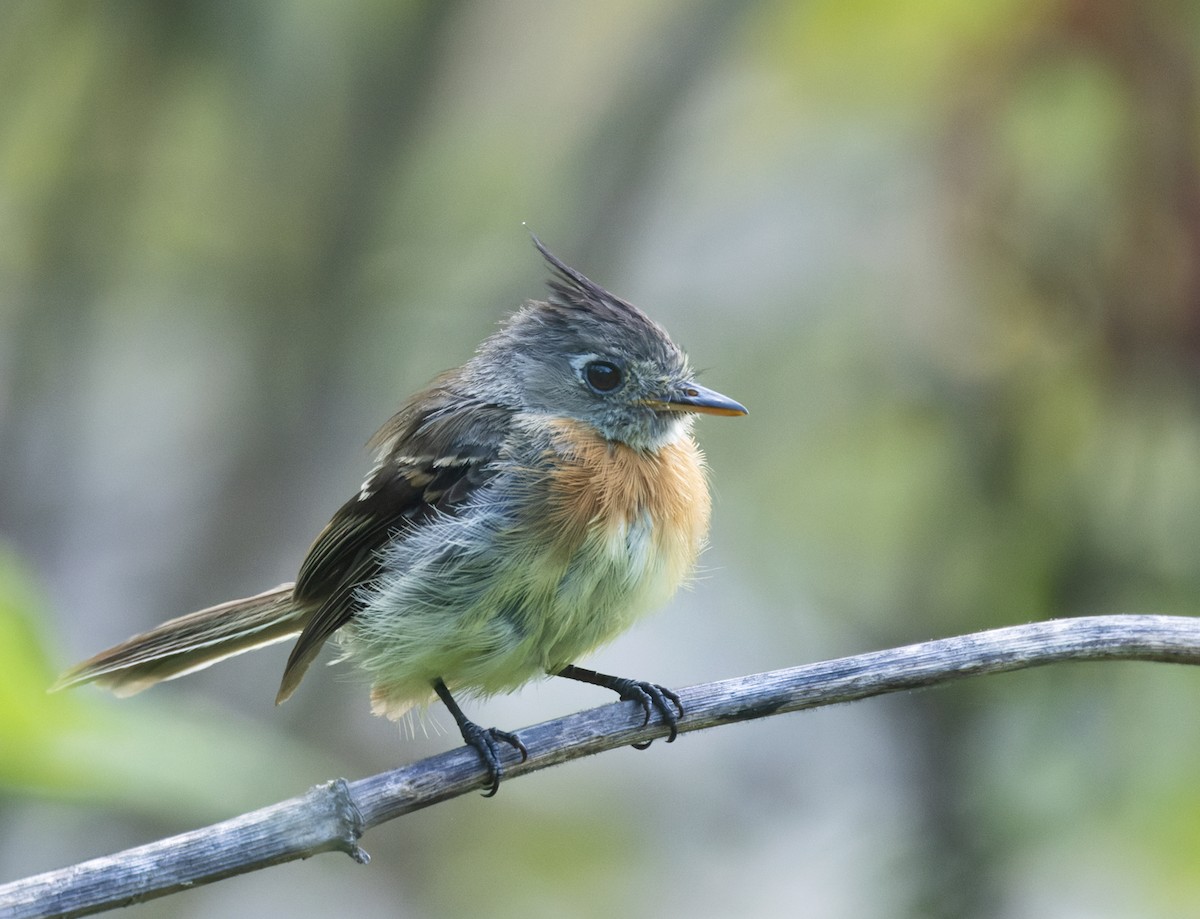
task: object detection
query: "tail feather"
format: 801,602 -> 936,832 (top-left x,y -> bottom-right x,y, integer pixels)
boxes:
52,583 -> 305,697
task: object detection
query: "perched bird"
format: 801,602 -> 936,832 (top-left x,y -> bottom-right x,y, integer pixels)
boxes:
55,239 -> 747,794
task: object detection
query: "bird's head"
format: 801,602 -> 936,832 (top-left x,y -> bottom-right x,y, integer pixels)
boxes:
468,239 -> 747,450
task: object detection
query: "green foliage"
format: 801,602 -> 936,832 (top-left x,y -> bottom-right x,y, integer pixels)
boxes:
7,1 -> 1200,916
0,548 -> 327,820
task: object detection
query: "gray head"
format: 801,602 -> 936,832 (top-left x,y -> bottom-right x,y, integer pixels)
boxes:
465,238 -> 746,450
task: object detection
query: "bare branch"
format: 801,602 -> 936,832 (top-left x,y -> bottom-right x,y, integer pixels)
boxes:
4,614 -> 1200,918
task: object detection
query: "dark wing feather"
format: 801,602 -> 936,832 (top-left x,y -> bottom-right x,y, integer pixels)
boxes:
275,398 -> 511,703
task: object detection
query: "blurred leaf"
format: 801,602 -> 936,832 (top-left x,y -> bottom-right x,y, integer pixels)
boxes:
0,546 -> 330,821
750,0 -> 1032,114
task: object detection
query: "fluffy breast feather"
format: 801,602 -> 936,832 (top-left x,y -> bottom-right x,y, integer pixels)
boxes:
532,417 -> 711,660
351,416 -> 712,718
541,417 -> 711,568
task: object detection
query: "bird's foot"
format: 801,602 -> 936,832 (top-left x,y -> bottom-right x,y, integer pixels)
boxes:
434,677 -> 528,796
458,721 -> 529,797
556,665 -> 684,748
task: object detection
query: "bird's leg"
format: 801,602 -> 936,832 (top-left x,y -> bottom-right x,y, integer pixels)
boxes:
433,678 -> 528,797
555,664 -> 684,748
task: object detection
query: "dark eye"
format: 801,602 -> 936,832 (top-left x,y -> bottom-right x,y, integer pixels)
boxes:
583,360 -> 623,393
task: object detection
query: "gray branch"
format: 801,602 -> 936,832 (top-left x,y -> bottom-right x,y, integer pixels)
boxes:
4,614 -> 1200,918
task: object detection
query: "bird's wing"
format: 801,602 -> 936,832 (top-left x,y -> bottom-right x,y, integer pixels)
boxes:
277,398 -> 511,702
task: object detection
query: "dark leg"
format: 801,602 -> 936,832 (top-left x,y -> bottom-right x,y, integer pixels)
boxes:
556,665 -> 684,747
433,678 -> 528,797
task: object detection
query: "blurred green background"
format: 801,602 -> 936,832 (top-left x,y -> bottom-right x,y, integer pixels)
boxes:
5,1 -> 1200,916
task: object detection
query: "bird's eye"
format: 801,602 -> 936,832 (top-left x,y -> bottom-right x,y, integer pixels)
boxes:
583,360 -> 623,393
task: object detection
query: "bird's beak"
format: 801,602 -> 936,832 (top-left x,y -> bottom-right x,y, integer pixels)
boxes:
647,382 -> 748,417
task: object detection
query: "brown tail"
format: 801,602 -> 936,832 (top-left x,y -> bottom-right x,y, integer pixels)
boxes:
52,584 -> 305,697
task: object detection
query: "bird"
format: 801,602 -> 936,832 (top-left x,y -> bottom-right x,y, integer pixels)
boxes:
54,237 -> 747,795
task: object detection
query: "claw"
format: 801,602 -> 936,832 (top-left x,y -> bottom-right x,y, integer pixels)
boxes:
555,665 -> 685,748
618,680 -> 682,746
460,721 -> 529,797
434,678 -> 528,796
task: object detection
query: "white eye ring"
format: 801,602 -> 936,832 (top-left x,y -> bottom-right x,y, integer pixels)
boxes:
582,360 -> 623,393
570,353 -> 625,394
